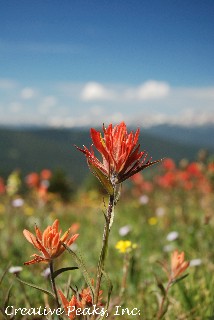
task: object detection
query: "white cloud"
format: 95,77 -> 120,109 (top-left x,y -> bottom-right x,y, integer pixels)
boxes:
125,80 -> 170,100
81,82 -> 115,101
48,111 -> 126,128
20,87 -> 37,100
1,78 -> 214,127
137,81 -> 170,100
58,80 -> 170,103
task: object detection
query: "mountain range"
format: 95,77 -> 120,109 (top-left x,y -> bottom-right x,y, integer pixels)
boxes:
0,124 -> 213,184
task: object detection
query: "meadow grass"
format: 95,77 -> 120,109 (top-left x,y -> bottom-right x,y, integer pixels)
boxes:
0,173 -> 213,319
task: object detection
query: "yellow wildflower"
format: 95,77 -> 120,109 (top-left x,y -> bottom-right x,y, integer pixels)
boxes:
148,217 -> 158,225
115,240 -> 137,254
24,206 -> 34,216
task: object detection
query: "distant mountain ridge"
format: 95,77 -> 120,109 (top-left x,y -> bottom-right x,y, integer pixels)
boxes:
145,124 -> 214,149
0,125 -> 213,183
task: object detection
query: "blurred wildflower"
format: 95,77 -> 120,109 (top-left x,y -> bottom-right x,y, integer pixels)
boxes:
208,161 -> 214,174
70,222 -> 80,234
115,240 -> 137,254
157,171 -> 176,189
0,177 -> 6,194
6,170 -> 21,196
24,206 -> 34,216
40,169 -> 52,180
158,250 -> 189,319
12,198 -> 24,207
41,267 -> 51,278
148,216 -> 158,225
25,169 -> 52,203
76,121 -> 160,192
8,266 -> 23,275
155,207 -> 166,217
25,172 -> 40,188
187,162 -> 202,178
139,194 -> 149,205
119,225 -> 132,236
170,250 -> 189,281
162,158 -> 176,171
189,258 -> 202,267
131,173 -> 153,195
166,231 -> 179,241
23,219 -> 79,265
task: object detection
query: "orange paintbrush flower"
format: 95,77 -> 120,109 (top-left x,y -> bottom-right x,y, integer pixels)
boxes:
23,219 -> 79,265
58,290 -> 80,320
170,249 -> 189,281
58,285 -> 102,319
76,122 -> 160,191
79,285 -> 102,308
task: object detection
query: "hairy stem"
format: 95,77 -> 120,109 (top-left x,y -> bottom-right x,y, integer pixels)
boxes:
94,194 -> 114,307
157,280 -> 171,320
49,261 -> 62,319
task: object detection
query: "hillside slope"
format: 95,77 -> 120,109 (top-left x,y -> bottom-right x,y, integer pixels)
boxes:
0,127 -> 212,183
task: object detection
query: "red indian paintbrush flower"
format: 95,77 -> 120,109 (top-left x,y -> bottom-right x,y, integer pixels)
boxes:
76,122 -> 160,193
23,219 -> 79,265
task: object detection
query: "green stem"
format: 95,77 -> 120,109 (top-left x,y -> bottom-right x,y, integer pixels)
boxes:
94,194 -> 114,306
157,280 -> 171,320
49,261 -> 62,319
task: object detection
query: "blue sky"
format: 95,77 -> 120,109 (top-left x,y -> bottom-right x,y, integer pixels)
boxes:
0,0 -> 214,127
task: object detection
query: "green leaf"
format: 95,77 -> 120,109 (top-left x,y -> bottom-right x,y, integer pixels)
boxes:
0,263 -> 11,286
172,273 -> 189,286
53,267 -> 78,279
16,276 -> 55,298
4,283 -> 13,312
88,163 -> 114,195
62,243 -> 95,302
154,273 -> 166,297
